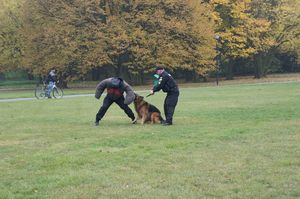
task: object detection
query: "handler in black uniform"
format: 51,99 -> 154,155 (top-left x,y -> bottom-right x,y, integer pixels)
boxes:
150,65 -> 179,126
94,77 -> 136,126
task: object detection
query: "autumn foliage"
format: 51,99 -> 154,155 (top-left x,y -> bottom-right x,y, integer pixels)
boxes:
0,0 -> 299,82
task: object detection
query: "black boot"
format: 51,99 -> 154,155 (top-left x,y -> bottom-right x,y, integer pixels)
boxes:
162,120 -> 172,126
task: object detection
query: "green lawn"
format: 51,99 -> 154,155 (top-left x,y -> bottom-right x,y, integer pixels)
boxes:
1,82 -> 300,198
0,89 -> 95,99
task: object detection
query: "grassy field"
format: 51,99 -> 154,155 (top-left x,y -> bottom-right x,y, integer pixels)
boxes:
0,89 -> 95,100
0,82 -> 300,198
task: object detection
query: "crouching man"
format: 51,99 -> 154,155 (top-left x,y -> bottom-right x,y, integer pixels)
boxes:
95,77 -> 136,126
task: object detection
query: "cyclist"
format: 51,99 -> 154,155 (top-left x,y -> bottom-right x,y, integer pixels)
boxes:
46,69 -> 57,98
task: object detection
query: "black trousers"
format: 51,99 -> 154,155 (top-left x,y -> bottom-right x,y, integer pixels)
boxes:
164,91 -> 179,124
96,95 -> 135,122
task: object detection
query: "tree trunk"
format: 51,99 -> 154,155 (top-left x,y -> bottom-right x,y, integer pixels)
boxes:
254,53 -> 269,79
225,62 -> 234,80
193,72 -> 200,82
58,73 -> 68,88
27,73 -> 34,80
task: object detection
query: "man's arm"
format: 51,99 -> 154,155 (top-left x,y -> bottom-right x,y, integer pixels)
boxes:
123,81 -> 135,105
95,79 -> 109,99
152,75 -> 167,92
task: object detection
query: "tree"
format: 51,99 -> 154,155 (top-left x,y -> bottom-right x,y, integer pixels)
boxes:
0,0 -> 23,73
273,0 -> 300,60
249,0 -> 300,77
21,0 -> 110,80
211,0 -> 274,79
20,0 -> 216,83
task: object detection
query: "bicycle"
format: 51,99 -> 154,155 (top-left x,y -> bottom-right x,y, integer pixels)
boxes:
35,81 -> 64,99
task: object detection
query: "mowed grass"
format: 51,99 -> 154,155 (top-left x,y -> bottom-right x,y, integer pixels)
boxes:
0,83 -> 300,198
0,89 -> 95,99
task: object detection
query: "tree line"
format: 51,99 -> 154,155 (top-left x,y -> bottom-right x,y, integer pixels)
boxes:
0,0 -> 299,84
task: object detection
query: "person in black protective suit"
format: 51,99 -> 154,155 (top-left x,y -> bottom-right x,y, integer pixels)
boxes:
149,65 -> 179,126
94,77 -> 136,126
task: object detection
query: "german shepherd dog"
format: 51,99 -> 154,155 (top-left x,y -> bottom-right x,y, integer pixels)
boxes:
133,95 -> 163,124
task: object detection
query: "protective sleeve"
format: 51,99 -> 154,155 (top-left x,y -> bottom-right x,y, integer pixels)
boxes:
95,79 -> 109,99
123,81 -> 135,105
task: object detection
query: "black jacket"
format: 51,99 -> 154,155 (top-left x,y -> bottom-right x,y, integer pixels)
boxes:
46,73 -> 56,83
153,71 -> 179,94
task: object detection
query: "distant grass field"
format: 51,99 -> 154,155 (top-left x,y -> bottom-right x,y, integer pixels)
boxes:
0,89 -> 95,99
1,72 -> 300,99
1,82 -> 300,198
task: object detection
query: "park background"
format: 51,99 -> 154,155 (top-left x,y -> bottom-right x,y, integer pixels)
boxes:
0,0 -> 300,86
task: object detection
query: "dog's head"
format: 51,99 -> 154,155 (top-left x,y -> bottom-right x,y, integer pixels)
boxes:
134,93 -> 144,104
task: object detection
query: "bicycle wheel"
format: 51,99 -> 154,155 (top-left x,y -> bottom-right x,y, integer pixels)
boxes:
52,87 -> 64,99
35,85 -> 46,99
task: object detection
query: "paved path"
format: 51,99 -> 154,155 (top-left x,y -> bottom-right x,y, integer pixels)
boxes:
0,91 -> 149,103
0,94 -> 95,102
